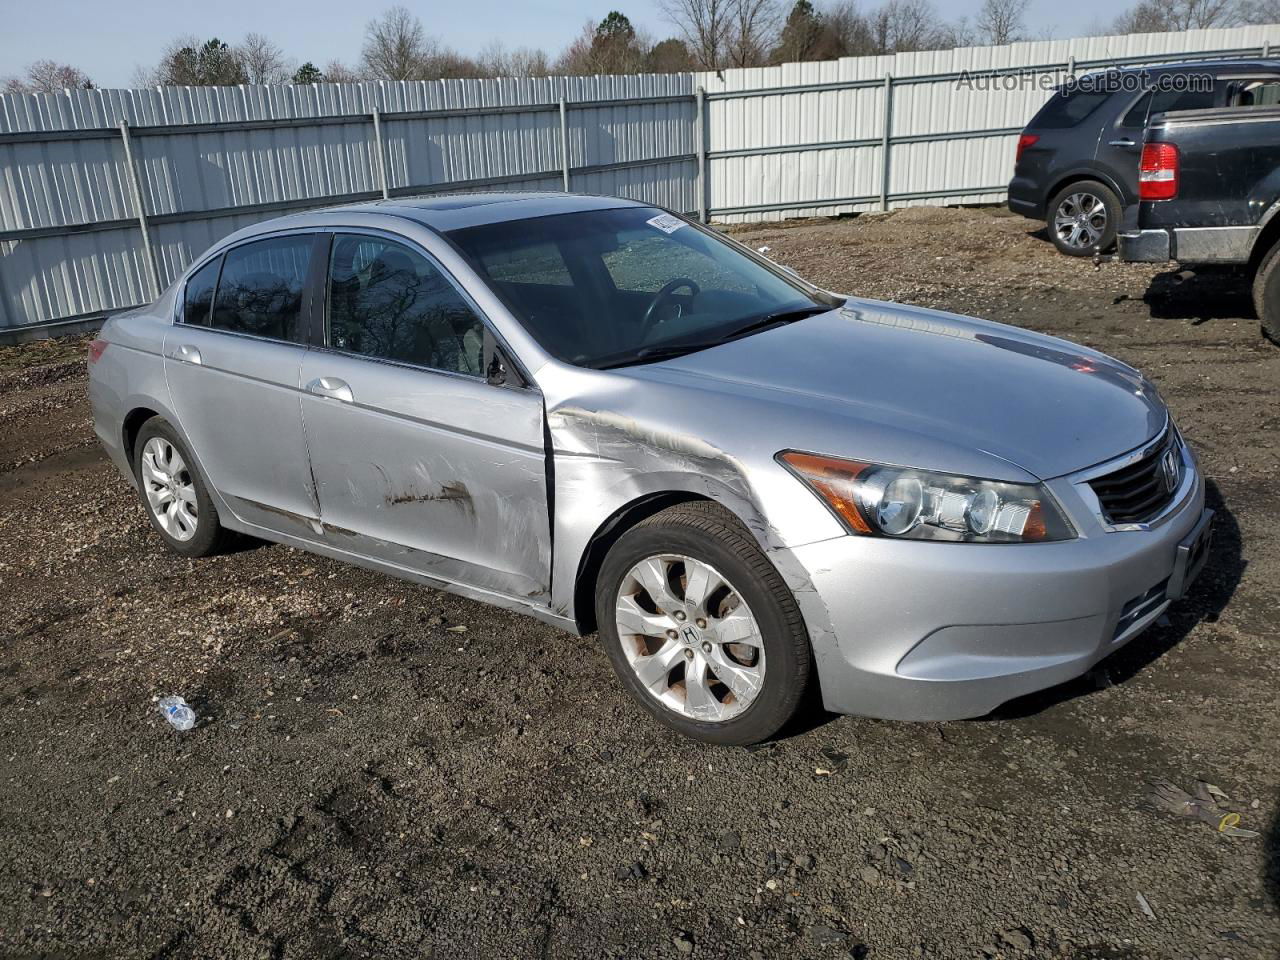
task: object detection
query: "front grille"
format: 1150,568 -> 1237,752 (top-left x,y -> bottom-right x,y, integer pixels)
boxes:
1088,431 -> 1182,525
1113,578 -> 1170,640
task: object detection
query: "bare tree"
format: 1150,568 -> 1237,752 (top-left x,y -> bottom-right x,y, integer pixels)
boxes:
976,0 -> 1029,43
3,60 -> 93,94
866,0 -> 954,52
1111,0 -> 1242,32
726,0 -> 783,66
1239,0 -> 1280,22
238,33 -> 291,84
322,61 -> 364,83
476,41 -> 551,77
823,0 -> 878,56
361,6 -> 434,80
658,0 -> 734,67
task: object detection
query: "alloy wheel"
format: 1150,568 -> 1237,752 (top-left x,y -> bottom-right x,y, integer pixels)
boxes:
1053,192 -> 1107,250
140,436 -> 199,542
614,554 -> 766,722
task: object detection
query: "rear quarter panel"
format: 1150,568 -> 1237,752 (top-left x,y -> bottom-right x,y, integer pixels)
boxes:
1141,107 -> 1280,228
90,299 -> 178,484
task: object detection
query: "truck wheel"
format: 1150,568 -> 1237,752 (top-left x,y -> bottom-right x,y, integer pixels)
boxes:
595,501 -> 812,746
1251,241 -> 1280,345
1047,180 -> 1119,257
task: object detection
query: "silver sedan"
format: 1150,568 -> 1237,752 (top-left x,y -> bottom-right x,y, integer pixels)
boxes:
88,193 -> 1213,744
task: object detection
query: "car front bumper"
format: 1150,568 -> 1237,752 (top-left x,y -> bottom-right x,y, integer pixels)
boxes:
788,454 -> 1209,721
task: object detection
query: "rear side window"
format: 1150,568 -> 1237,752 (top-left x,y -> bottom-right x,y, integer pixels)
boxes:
182,257 -> 220,326
1031,89 -> 1112,129
211,235 -> 314,342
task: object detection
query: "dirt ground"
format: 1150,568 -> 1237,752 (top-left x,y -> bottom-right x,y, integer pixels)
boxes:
1,206 -> 1277,960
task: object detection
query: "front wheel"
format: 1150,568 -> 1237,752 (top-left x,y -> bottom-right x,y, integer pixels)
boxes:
595,502 -> 812,746
1047,180 -> 1119,257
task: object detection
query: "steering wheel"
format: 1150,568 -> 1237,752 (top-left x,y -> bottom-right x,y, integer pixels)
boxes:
641,277 -> 701,334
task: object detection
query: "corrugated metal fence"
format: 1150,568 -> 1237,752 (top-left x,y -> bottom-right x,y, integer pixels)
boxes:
1,24 -> 1277,332
699,24 -> 1280,221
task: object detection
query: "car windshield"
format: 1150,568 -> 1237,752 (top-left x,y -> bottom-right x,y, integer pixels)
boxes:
446,206 -> 840,368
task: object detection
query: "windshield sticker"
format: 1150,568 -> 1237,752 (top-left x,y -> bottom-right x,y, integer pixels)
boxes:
646,213 -> 685,234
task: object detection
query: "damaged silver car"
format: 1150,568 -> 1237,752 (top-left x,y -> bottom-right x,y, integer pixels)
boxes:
89,194 -> 1213,744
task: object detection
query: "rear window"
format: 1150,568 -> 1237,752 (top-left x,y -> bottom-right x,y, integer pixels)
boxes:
1030,89 -> 1112,129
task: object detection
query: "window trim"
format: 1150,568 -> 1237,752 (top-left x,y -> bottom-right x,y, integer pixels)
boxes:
315,226 -> 528,387
173,227 -> 324,349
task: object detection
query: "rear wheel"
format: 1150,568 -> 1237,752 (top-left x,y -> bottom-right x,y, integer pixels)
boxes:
1047,180 -> 1119,257
1251,240 -> 1280,346
133,417 -> 232,557
595,502 -> 811,746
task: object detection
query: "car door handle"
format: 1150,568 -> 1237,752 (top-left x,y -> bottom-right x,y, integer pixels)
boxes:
1109,138 -> 1137,147
305,377 -> 354,403
170,344 -> 202,365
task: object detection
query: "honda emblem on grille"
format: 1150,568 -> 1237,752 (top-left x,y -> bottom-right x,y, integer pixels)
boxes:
1160,449 -> 1180,493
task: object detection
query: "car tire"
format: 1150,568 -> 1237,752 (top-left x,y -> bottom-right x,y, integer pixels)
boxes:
1251,240 -> 1280,346
1046,180 -> 1120,257
132,417 -> 232,558
595,501 -> 811,746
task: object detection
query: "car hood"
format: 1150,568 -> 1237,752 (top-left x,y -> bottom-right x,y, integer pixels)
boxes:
622,298 -> 1167,480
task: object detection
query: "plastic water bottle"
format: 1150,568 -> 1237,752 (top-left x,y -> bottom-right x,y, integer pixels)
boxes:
158,696 -> 196,731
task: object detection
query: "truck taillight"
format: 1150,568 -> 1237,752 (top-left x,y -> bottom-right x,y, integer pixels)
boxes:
87,339 -> 108,364
1139,143 -> 1179,201
1015,133 -> 1039,164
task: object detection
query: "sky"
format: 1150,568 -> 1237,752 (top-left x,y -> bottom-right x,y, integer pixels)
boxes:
0,0 -> 1121,89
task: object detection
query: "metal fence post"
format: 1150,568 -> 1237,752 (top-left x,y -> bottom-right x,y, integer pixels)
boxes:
1066,55 -> 1076,79
696,86 -> 708,223
879,73 -> 893,211
118,120 -> 160,300
1264,40 -> 1272,59
371,109 -> 390,199
559,98 -> 571,192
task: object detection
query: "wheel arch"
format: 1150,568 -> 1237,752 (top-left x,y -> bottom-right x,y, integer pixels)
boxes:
571,491 -> 717,635
1044,171 -> 1125,210
122,406 -> 162,469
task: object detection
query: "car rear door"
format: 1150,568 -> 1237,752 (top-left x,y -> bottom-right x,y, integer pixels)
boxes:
164,232 -> 325,540
297,230 -> 551,602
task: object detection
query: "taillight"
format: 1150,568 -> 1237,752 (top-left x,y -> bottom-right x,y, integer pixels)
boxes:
1139,142 -> 1179,201
87,339 -> 108,364
1015,133 -> 1040,164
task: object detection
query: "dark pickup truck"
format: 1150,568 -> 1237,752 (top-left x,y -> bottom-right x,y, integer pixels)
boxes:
1117,88 -> 1280,344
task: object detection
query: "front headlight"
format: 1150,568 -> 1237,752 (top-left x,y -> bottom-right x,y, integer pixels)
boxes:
778,451 -> 1076,543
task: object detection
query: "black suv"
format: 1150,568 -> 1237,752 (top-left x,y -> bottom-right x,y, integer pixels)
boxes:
1008,60 -> 1274,256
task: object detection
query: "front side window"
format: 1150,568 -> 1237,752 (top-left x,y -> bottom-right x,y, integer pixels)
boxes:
211,235 -> 313,342
448,207 -> 837,368
327,234 -> 486,377
182,257 -> 220,326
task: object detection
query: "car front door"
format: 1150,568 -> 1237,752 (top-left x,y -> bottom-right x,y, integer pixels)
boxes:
297,231 -> 551,602
164,232 -> 325,540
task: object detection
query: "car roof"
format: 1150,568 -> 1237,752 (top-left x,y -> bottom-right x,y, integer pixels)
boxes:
1085,58 -> 1280,80
321,191 -> 651,232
